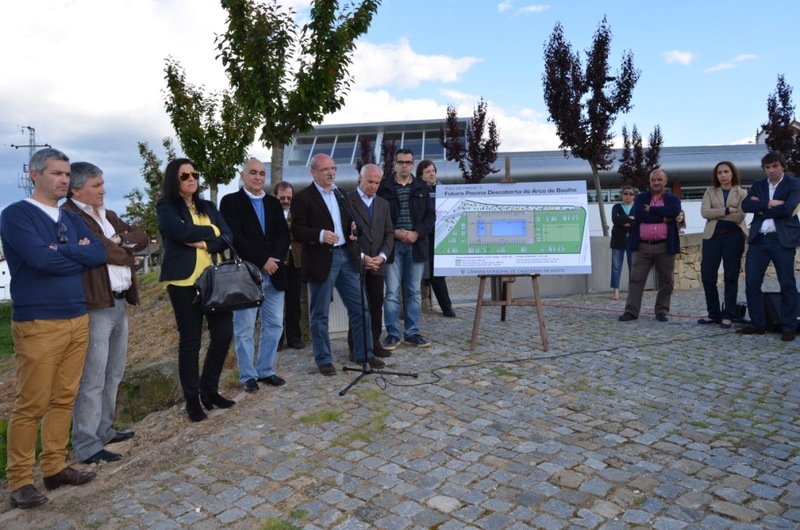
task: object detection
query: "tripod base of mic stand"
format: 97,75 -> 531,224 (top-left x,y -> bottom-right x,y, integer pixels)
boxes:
338,363 -> 418,396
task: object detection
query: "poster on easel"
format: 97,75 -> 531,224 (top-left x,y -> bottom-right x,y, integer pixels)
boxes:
433,181 -> 591,276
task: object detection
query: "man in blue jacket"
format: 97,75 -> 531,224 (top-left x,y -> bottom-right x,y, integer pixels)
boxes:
1,148 -> 106,509
738,151 -> 800,341
619,169 -> 682,323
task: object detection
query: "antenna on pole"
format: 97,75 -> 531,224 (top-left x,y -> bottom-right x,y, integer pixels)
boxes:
11,126 -> 51,196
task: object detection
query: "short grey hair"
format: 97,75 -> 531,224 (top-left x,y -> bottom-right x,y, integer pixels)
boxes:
68,161 -> 103,198
29,148 -> 69,174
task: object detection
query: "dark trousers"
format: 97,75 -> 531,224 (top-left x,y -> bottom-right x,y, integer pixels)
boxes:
427,276 -> 453,312
624,243 -> 676,317
745,233 -> 798,331
701,231 -> 745,321
167,285 -> 233,399
348,271 -> 385,351
284,264 -> 304,344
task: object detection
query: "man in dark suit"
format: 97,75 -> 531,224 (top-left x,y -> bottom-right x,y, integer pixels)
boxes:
273,181 -> 306,350
347,164 -> 394,359
739,151 -> 800,341
220,158 -> 290,391
290,154 -> 385,376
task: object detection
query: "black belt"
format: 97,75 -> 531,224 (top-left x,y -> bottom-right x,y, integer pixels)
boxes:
641,239 -> 667,245
112,290 -> 127,300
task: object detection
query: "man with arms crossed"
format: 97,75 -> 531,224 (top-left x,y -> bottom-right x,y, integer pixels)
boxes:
63,162 -> 148,465
1,148 -> 105,509
738,151 -> 800,341
377,148 -> 436,349
220,158 -> 290,392
347,164 -> 395,360
291,154 -> 385,375
619,169 -> 682,323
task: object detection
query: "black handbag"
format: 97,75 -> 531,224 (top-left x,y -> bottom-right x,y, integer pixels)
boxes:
195,236 -> 264,313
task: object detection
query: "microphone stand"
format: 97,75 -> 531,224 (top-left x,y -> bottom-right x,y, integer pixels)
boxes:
333,187 -> 418,396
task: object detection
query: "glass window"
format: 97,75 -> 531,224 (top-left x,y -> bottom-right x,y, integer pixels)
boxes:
288,136 -> 315,166
423,129 -> 444,160
401,131 -> 423,160
310,135 -> 336,160
332,135 -> 357,165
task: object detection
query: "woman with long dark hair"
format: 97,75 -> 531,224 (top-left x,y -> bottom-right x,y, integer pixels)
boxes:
157,158 -> 236,421
698,161 -> 748,328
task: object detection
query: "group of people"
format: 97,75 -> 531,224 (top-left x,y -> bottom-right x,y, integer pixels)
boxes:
612,151 -> 800,342
1,148 -> 147,508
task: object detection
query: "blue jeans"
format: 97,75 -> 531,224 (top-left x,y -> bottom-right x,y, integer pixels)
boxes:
610,247 -> 633,289
308,248 -> 373,365
701,231 -> 745,321
233,274 -> 285,383
384,242 -> 425,339
71,299 -> 129,462
745,233 -> 798,331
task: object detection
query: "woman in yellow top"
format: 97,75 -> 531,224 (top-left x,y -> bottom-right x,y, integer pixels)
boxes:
157,158 -> 235,421
698,161 -> 748,329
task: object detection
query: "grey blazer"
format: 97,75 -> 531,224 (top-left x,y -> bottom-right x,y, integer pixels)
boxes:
347,189 -> 395,276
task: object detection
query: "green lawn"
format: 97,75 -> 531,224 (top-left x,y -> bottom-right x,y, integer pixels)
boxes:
0,302 -> 11,358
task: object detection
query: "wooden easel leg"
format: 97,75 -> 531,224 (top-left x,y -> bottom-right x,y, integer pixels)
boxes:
470,277 -> 487,350
531,276 -> 549,351
500,281 -> 508,322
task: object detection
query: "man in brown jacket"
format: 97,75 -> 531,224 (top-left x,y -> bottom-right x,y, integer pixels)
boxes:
62,162 -> 148,465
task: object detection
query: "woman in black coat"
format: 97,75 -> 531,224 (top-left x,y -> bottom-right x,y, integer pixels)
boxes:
610,186 -> 636,300
157,158 -> 235,422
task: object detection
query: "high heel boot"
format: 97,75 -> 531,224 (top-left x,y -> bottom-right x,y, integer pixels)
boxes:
200,392 -> 236,411
185,396 -> 208,422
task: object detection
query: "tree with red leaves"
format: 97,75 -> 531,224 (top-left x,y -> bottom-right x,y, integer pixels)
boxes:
763,74 -> 800,176
618,124 -> 663,192
439,98 -> 500,183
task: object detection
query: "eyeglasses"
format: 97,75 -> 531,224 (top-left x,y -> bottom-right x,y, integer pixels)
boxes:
622,192 -> 635,196
179,171 -> 200,181
57,223 -> 68,244
314,166 -> 337,172
395,160 -> 414,166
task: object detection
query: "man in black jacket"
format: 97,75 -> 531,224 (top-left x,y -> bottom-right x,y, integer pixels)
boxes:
220,158 -> 290,392
377,149 -> 436,349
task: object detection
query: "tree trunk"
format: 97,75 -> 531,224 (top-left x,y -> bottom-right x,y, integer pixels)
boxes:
590,161 -> 609,237
270,143 -> 284,187
209,184 -> 218,207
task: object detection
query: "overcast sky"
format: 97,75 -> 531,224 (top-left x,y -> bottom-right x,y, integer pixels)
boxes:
1,0 -> 798,216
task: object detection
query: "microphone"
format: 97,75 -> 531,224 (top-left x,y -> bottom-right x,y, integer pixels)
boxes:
331,184 -> 346,206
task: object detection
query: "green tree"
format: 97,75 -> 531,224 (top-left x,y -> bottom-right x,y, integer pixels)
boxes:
216,0 -> 381,186
618,124 -> 663,191
542,16 -> 640,236
354,134 -> 376,174
763,74 -> 800,175
439,98 -> 500,183
123,138 -> 176,239
163,58 -> 255,204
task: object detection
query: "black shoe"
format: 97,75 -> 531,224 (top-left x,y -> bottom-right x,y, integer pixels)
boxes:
697,317 -> 719,325
737,326 -> 766,335
781,332 -> 796,342
243,378 -> 260,393
10,485 -> 48,509
368,357 -> 385,369
442,308 -> 456,318
106,431 -> 134,445
185,396 -> 207,422
618,312 -> 638,322
655,313 -> 669,322
81,449 -> 121,465
257,375 -> 286,387
201,392 -> 236,410
288,341 -> 305,349
319,363 -> 336,376
372,345 -> 392,358
42,467 -> 97,490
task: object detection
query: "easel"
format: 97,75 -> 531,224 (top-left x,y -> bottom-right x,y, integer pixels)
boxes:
470,274 -> 548,351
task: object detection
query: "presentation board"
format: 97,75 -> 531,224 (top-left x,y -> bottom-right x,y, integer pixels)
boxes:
433,181 -> 592,276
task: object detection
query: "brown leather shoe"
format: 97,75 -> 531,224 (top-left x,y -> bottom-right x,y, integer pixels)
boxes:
318,363 -> 336,376
10,485 -> 48,509
737,326 -> 766,335
781,332 -> 796,342
42,466 -> 96,490
372,345 -> 392,358
368,357 -> 385,370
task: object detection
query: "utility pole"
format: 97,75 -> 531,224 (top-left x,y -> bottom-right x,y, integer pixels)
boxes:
11,126 -> 51,197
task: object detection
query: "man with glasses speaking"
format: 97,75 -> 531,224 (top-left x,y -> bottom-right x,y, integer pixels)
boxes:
0,148 -> 105,509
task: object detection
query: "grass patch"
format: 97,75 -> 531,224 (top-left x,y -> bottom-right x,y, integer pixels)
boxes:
572,378 -> 589,392
298,409 -> 342,425
0,418 -> 44,480
0,302 -> 12,358
688,420 -> 710,429
260,519 -> 303,530
332,411 -> 389,446
496,368 -> 523,378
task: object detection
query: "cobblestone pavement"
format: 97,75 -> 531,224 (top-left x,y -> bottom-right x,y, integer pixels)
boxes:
4,278 -> 800,529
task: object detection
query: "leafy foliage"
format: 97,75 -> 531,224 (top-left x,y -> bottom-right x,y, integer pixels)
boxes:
163,58 -> 255,204
123,138 -> 176,239
763,74 -> 800,175
618,124 -> 663,191
439,98 -> 500,183
542,17 -> 640,236
354,134 -> 376,174
380,135 -> 396,179
216,0 -> 380,185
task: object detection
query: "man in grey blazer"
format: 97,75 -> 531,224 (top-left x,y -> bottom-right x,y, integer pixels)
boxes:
347,164 -> 395,359
739,151 -> 800,341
